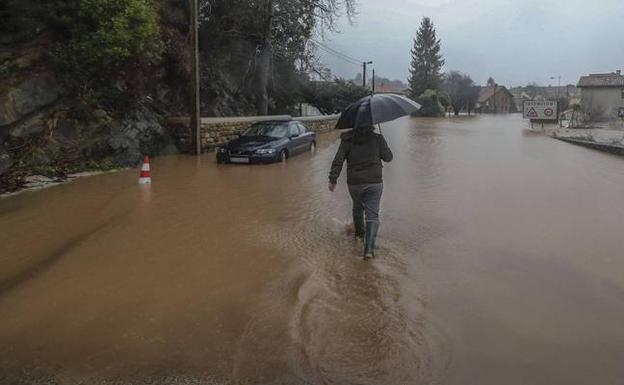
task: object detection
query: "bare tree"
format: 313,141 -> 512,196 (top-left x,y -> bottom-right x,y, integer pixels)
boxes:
196,0 -> 357,115
466,85 -> 480,115
250,0 -> 358,115
444,71 -> 477,116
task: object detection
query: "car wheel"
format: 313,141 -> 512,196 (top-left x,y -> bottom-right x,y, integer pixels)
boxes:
310,141 -> 316,153
279,149 -> 288,163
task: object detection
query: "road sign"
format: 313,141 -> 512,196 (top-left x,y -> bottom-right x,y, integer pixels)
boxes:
523,100 -> 558,120
526,107 -> 538,118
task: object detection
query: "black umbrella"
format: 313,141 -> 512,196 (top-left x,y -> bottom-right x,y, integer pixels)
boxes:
335,94 -> 421,130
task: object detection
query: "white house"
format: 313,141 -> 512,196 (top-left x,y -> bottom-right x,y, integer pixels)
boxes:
578,71 -> 624,121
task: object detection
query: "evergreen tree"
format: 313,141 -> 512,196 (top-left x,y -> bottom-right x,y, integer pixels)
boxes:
408,17 -> 444,99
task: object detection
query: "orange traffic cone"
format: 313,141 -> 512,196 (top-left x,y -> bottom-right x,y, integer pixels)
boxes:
139,156 -> 151,184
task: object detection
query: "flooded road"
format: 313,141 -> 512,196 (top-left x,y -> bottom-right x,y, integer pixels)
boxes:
2,114 -> 624,384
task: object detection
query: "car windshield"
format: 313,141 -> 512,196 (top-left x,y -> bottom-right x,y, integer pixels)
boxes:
243,123 -> 288,138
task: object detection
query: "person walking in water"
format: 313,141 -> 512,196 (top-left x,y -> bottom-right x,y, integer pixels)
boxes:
328,126 -> 393,260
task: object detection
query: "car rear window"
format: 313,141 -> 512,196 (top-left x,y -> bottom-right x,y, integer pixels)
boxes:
243,123 -> 288,138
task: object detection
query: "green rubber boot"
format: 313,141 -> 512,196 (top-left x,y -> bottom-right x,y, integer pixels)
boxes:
363,222 -> 379,260
353,212 -> 365,240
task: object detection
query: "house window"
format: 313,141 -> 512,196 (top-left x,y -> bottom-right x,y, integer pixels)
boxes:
621,88 -> 624,99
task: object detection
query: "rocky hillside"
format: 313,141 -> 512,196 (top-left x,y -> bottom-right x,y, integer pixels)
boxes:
0,1 -> 191,192
0,1 -> 212,192
0,0 -> 358,193
3,41 -> 177,190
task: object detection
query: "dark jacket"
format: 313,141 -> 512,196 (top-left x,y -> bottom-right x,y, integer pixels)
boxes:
329,128 -> 393,185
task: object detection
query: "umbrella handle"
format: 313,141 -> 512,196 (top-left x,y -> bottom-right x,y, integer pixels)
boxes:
378,123 -> 383,136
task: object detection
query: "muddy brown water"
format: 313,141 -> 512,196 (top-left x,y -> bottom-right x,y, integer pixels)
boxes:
1,115 -> 624,384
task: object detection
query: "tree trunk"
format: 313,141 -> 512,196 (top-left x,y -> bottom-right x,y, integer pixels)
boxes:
189,0 -> 201,155
254,0 -> 273,116
254,41 -> 272,115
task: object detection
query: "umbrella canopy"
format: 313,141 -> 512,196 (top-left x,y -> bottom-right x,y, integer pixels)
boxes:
335,94 -> 421,130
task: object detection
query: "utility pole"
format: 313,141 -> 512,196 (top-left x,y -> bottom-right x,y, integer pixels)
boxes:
372,69 -> 376,94
189,0 -> 201,156
550,75 -> 561,125
550,75 -> 561,100
362,61 -> 372,88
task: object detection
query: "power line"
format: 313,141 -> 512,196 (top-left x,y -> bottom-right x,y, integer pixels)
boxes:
309,38 -> 363,66
311,67 -> 333,82
271,49 -> 332,82
276,39 -> 375,84
312,43 -> 361,65
312,44 -> 360,66
311,39 -> 362,63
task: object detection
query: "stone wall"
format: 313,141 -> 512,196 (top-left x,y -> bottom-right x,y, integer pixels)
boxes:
169,114 -> 340,153
297,115 -> 341,133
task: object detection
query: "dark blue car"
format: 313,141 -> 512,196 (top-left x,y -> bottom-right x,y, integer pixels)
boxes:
216,120 -> 316,164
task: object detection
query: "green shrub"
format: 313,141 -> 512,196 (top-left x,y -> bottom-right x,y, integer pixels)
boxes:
52,0 -> 163,101
411,89 -> 445,117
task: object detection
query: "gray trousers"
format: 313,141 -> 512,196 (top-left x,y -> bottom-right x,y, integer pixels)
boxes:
348,183 -> 384,223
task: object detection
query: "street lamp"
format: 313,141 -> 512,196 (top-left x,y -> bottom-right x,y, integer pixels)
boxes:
550,76 -> 561,100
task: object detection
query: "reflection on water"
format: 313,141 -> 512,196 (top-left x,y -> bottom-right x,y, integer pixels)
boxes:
2,115 -> 624,384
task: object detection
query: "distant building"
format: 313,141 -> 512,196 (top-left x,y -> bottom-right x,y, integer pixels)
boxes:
298,103 -> 322,117
578,71 -> 624,121
509,89 -> 532,112
509,85 -> 580,112
353,74 -> 408,94
373,81 -> 408,95
476,86 -> 514,113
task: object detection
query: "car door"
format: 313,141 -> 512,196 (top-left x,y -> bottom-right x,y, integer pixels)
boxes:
296,122 -> 314,149
287,123 -> 305,154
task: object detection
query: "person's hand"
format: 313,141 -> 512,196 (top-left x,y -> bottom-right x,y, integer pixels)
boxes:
328,183 -> 336,192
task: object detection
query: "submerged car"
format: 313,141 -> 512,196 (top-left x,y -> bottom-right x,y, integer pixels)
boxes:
216,120 -> 316,164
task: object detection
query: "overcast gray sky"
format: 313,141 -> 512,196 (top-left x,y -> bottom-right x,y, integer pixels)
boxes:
315,0 -> 624,87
